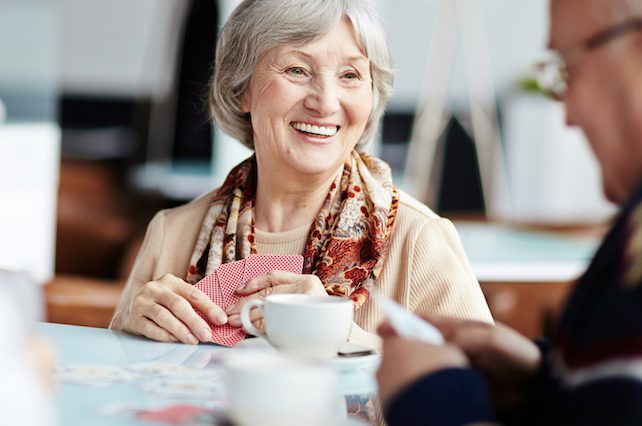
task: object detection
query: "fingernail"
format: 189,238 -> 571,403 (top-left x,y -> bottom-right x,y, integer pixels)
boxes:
225,305 -> 235,314
217,313 -> 228,325
237,283 -> 245,291
200,328 -> 212,341
187,333 -> 199,345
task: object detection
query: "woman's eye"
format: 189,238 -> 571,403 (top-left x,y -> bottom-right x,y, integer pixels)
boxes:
343,71 -> 359,80
286,67 -> 308,77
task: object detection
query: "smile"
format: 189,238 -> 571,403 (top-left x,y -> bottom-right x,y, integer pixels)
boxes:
290,122 -> 339,137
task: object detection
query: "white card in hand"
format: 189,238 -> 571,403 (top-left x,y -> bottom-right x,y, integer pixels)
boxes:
372,292 -> 444,345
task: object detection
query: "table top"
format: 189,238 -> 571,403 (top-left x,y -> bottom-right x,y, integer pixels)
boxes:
40,322 -> 377,426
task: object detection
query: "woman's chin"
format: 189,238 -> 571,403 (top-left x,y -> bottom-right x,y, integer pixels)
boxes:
285,158 -> 344,180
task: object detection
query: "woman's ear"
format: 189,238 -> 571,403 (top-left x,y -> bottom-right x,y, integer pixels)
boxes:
239,88 -> 251,113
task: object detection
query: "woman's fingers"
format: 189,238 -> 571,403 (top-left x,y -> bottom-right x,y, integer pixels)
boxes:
136,316 -> 180,343
152,291 -> 209,344
177,283 -> 228,326
227,304 -> 264,328
236,270 -> 300,294
236,271 -> 327,299
225,282 -> 297,316
124,273 -> 229,344
226,273 -> 327,316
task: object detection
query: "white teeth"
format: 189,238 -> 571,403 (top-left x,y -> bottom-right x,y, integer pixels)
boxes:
291,122 -> 338,136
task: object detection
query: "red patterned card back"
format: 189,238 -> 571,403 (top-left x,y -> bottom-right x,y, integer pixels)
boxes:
242,254 -> 304,284
194,260 -> 247,347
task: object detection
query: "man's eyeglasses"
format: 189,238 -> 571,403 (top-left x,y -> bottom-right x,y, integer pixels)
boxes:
536,18 -> 642,99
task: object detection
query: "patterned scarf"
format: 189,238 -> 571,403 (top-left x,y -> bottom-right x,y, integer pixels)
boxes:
186,150 -> 399,310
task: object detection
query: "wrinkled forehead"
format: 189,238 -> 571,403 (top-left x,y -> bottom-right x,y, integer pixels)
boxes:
548,0 -> 606,50
260,17 -> 368,64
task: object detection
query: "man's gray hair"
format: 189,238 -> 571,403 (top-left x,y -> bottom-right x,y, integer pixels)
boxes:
209,0 -> 393,150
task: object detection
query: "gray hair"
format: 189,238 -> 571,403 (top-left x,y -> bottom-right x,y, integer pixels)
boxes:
209,0 -> 393,150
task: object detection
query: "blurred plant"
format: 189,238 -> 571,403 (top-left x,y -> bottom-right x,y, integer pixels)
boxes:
517,73 -> 557,100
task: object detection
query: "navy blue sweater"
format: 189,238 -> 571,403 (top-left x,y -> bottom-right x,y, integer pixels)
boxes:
386,184 -> 642,426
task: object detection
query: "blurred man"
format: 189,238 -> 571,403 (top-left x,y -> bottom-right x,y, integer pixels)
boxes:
377,0 -> 642,425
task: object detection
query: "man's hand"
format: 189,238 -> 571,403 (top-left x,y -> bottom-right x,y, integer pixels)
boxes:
377,322 -> 469,405
423,315 -> 542,408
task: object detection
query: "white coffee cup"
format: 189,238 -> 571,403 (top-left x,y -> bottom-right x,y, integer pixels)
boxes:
224,351 -> 340,426
240,294 -> 353,360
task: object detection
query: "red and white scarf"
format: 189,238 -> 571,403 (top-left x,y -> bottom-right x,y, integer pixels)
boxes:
186,150 -> 399,310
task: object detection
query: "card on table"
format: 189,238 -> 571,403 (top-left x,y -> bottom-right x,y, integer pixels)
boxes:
55,364 -> 132,386
194,254 -> 304,347
134,404 -> 216,426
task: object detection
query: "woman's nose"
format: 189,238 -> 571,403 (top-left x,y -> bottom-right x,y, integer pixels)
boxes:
303,77 -> 340,116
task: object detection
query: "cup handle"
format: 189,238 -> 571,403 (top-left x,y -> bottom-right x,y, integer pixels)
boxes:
240,299 -> 266,338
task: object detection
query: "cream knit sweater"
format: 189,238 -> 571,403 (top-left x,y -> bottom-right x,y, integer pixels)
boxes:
111,189 -> 492,350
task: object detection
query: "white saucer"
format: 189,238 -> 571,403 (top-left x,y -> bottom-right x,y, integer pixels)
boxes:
234,338 -> 380,373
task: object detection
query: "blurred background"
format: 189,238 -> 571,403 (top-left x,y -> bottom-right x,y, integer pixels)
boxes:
0,0 -> 614,338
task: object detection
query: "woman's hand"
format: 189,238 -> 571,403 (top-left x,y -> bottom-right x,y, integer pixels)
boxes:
377,322 -> 469,406
225,271 -> 327,329
421,315 -> 542,409
120,274 -> 228,344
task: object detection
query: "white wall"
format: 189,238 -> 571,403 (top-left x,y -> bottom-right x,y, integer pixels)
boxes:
60,0 -> 186,98
0,1 -> 61,283
0,0 -> 60,120
382,0 -> 549,109
7,0 -> 611,223
0,0 -> 60,91
52,0 -> 549,109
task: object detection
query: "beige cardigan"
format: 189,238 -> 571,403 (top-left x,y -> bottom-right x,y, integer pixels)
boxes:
111,189 -> 492,350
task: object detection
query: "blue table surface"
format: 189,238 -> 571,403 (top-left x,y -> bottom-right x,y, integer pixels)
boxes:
39,322 -> 377,426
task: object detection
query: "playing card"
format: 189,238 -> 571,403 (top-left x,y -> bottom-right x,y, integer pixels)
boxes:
194,259 -> 245,304
135,404 -> 215,426
194,260 -> 247,347
194,255 -> 304,347
128,362 -> 220,381
194,273 -> 224,309
215,260 -> 245,307
140,378 -> 222,399
55,364 -> 132,386
242,254 -> 304,283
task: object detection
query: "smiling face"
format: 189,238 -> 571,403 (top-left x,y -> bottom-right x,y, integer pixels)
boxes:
240,18 -> 373,182
550,0 -> 642,203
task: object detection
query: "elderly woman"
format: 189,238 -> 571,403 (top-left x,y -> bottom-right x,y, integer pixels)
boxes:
110,0 -> 492,350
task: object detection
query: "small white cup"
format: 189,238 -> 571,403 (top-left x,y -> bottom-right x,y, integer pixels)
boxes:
240,294 -> 353,360
224,351 -> 340,426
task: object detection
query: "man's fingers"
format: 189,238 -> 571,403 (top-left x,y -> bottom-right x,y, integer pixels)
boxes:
377,321 -> 397,338
420,314 -> 492,339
